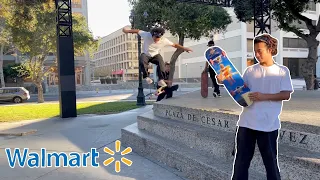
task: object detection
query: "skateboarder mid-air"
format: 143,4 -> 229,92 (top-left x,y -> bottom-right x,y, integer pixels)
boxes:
203,40 -> 221,97
122,27 -> 192,89
216,34 -> 293,180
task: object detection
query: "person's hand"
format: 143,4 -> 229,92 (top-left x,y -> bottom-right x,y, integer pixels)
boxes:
248,92 -> 266,101
216,75 -> 223,84
184,48 -> 193,53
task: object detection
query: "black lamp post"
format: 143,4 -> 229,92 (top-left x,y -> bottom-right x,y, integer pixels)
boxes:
129,10 -> 148,106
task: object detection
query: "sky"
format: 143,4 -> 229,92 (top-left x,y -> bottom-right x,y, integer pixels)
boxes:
87,0 -> 131,38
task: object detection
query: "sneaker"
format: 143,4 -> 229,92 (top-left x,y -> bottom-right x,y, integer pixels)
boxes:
158,80 -> 167,87
217,94 -> 222,97
144,77 -> 153,84
213,92 -> 217,98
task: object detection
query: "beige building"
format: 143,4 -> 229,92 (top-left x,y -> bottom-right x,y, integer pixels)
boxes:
93,25 -> 154,81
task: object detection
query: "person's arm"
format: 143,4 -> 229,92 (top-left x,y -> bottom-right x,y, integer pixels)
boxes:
260,91 -> 292,101
163,38 -> 192,52
205,62 -> 209,69
122,27 -> 140,34
249,67 -> 293,101
172,43 -> 192,53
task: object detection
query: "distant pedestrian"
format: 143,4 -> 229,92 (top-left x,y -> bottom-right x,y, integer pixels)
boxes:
314,75 -> 319,90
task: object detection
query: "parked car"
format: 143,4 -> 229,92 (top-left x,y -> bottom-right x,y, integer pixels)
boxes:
0,87 -> 30,103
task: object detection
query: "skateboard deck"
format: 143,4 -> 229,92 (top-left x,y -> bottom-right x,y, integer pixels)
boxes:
201,71 -> 208,98
204,46 -> 253,107
155,84 -> 179,96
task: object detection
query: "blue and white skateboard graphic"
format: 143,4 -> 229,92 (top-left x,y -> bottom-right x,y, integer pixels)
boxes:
204,46 -> 253,107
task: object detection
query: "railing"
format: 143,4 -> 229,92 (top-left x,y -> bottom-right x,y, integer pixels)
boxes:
283,48 -> 308,53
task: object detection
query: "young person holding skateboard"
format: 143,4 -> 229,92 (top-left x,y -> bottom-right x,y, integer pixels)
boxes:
122,27 -> 192,88
203,40 -> 221,97
216,34 -> 293,180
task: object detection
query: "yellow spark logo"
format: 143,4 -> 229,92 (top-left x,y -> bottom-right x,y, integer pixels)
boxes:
103,140 -> 133,173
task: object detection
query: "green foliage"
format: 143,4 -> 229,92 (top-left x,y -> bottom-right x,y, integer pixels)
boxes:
1,0 -> 98,82
3,63 -> 29,78
233,0 -> 320,38
129,0 -> 232,40
232,0 -> 254,22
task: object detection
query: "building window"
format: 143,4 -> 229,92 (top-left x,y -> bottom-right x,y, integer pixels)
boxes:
247,39 -> 253,52
307,1 -> 316,11
127,43 -> 132,50
72,0 -> 82,8
283,38 -> 308,48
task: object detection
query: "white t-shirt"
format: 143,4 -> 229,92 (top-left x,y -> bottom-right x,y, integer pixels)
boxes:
238,62 -> 294,132
138,30 -> 174,57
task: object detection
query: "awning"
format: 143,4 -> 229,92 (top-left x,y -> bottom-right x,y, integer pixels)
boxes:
112,69 -> 124,75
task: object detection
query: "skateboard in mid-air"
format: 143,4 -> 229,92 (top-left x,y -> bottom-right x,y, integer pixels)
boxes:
204,46 -> 253,107
155,84 -> 179,97
201,70 -> 208,98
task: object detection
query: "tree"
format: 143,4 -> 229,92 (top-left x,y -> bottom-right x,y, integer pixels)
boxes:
0,7 -> 13,88
128,0 -> 232,84
1,0 -> 97,102
233,0 -> 320,90
3,63 -> 29,79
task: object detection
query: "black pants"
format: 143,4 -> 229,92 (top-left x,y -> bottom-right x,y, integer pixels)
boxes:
232,127 -> 281,180
156,84 -> 179,102
208,67 -> 220,94
140,53 -> 165,80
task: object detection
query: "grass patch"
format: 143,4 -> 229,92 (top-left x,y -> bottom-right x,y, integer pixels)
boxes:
0,101 -> 153,122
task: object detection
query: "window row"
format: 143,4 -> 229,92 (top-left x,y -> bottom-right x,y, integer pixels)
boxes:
96,62 -> 139,70
99,34 -> 138,50
247,37 -> 308,51
94,43 -> 140,59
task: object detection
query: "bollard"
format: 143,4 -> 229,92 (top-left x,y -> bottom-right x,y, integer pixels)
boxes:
96,88 -> 99,93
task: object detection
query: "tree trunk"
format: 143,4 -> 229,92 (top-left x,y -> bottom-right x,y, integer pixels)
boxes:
35,81 -> 44,103
301,37 -> 319,90
168,33 -> 185,86
0,45 -> 5,88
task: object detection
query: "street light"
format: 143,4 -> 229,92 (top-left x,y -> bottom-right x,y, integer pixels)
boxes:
129,9 -> 148,106
185,63 -> 188,83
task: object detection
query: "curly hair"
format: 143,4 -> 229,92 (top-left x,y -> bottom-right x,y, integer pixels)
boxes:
254,34 -> 278,56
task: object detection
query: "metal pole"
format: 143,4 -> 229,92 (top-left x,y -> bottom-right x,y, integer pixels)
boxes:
186,63 -> 188,83
55,0 -> 77,118
130,10 -> 146,106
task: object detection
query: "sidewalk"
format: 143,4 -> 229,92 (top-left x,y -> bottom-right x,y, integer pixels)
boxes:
31,87 -> 200,96
0,106 -> 185,180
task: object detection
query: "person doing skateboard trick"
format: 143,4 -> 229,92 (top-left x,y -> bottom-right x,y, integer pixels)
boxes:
216,34 -> 293,180
122,27 -> 192,89
203,40 -> 221,97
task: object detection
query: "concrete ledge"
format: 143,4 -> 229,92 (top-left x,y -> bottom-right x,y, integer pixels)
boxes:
121,123 -> 265,180
0,129 -> 37,136
153,103 -> 320,153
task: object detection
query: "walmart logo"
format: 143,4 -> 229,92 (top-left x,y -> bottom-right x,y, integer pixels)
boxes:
4,140 -> 133,172
103,140 -> 133,173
